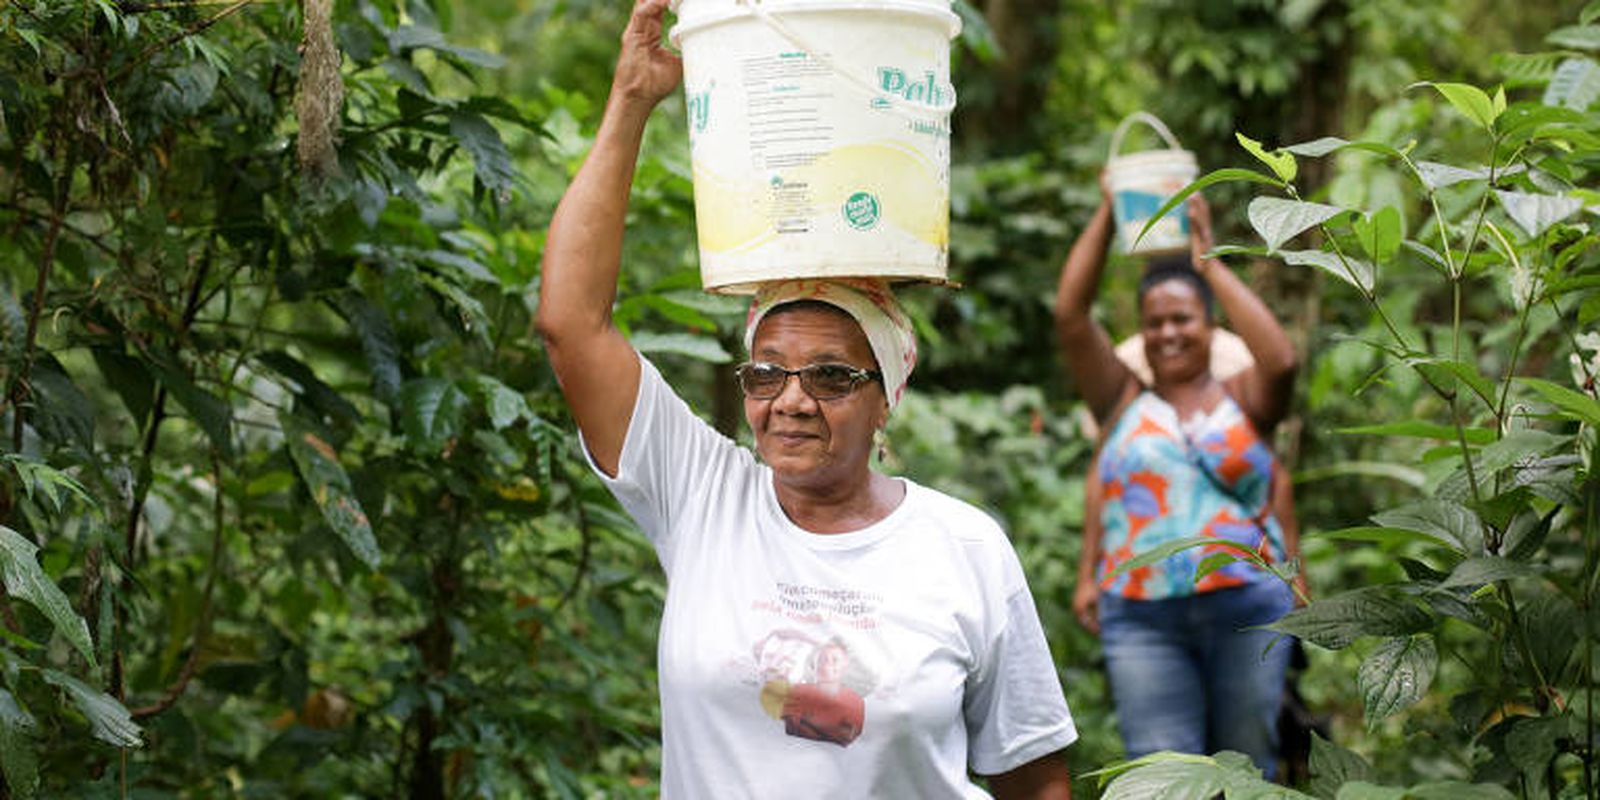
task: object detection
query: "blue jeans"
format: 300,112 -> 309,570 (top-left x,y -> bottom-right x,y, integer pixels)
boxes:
1099,580 -> 1295,779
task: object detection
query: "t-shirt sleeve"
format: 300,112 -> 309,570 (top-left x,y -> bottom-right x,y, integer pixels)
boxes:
580,353 -> 747,569
963,566 -> 1079,776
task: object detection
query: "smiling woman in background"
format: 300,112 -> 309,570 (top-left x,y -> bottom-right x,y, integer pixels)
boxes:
1053,177 -> 1302,778
534,0 -> 1078,796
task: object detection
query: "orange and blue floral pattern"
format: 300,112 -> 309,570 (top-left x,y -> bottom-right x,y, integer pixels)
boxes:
1096,392 -> 1284,600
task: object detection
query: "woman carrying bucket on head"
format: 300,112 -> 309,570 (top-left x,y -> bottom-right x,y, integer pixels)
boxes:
536,1 -> 1077,796
1053,152 -> 1305,778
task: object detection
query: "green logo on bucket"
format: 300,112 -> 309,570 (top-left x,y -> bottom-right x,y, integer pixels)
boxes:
843,192 -> 880,230
687,85 -> 711,134
877,67 -> 951,107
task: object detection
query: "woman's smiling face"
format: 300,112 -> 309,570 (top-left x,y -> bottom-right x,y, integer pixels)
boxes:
746,305 -> 886,492
1140,278 -> 1214,385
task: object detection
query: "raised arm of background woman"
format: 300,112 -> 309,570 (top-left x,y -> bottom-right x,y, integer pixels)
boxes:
1185,194 -> 1298,432
1053,177 -> 1137,424
535,0 -> 682,478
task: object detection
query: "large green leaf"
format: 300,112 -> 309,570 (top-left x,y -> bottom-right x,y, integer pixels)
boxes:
1544,57 -> 1600,110
1352,207 -> 1402,264
1268,587 -> 1432,650
1437,556 -> 1541,589
1280,249 -> 1374,293
1334,782 -> 1408,800
400,378 -> 471,454
147,348 -> 234,459
1495,190 -> 1586,238
1517,377 -> 1600,427
0,526 -> 95,667
450,111 -> 516,195
0,688 -> 38,799
336,292 -> 402,403
1416,82 -> 1500,129
1414,161 -> 1496,191
1283,137 -> 1405,159
1357,635 -> 1436,724
1237,132 -> 1298,183
1371,499 -> 1483,555
1336,421 -> 1496,445
1504,714 -> 1577,773
280,413 -> 381,570
1248,198 -> 1346,251
1474,429 -> 1569,476
256,351 -> 360,429
1547,24 -> 1600,50
41,670 -> 140,748
1308,732 -> 1373,800
472,376 -> 533,431
1406,783 -> 1515,800
1101,758 -> 1226,800
90,347 -> 155,425
1306,526 -> 1450,550
28,358 -> 95,450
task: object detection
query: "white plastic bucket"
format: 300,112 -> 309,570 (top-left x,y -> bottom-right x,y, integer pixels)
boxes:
1104,112 -> 1198,256
670,0 -> 961,293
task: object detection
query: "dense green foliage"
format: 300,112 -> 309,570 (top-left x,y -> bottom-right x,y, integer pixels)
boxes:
0,0 -> 1593,797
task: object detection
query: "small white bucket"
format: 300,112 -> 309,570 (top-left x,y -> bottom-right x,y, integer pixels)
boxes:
1104,112 -> 1198,256
670,0 -> 961,293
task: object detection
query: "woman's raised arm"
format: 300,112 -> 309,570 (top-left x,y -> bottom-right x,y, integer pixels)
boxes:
1187,194 -> 1298,432
536,0 -> 682,477
1054,178 -> 1136,424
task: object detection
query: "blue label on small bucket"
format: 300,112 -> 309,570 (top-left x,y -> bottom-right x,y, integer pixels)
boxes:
843,192 -> 881,230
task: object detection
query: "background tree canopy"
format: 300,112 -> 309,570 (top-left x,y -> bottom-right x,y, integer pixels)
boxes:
0,0 -> 1595,796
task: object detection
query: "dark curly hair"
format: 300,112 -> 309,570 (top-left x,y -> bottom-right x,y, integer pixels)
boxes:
1138,254 -> 1215,321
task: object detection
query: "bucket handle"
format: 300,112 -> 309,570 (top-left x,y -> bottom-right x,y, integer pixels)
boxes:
1108,111 -> 1185,158
736,0 -> 957,119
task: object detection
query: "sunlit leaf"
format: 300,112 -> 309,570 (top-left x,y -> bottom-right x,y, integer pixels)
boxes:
1415,82 -> 1499,129
1336,421 -> 1496,444
1547,24 -> 1600,50
1133,168 -> 1286,248
1352,206 -> 1402,263
1517,377 -> 1600,426
450,111 -> 516,195
42,671 -> 140,748
1237,133 -> 1298,182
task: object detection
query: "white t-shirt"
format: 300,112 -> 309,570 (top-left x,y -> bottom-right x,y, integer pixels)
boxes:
587,355 -> 1077,799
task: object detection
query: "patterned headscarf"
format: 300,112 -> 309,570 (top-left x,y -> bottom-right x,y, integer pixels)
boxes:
744,279 -> 918,410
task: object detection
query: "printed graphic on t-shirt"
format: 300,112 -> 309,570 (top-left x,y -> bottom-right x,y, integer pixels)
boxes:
737,581 -> 886,748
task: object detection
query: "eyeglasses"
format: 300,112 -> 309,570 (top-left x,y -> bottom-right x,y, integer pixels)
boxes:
735,362 -> 882,401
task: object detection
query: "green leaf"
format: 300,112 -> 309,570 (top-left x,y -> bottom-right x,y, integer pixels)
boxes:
1133,168 -> 1286,248
1293,461 -> 1426,488
0,526 -> 96,667
1307,526 -> 1454,550
1517,377 -> 1600,426
450,111 -> 516,195
1101,536 -> 1270,586
1334,782 -> 1407,800
280,413 -> 380,570
1372,499 -> 1483,555
1309,732 -> 1373,800
148,349 -> 233,458
1413,161 -> 1482,191
472,376 -> 532,430
1495,190 -> 1585,238
1336,421 -> 1495,445
1283,137 -> 1404,159
1547,24 -> 1600,51
1475,429 -> 1569,476
1102,758 -> 1225,800
91,347 -> 155,425
1357,635 -> 1436,724
337,292 -> 403,403
400,378 -> 471,453
256,352 -> 360,429
0,688 -> 38,799
42,670 -> 140,748
3,455 -> 94,516
1194,552 -> 1238,583
1503,507 -> 1558,561
1409,358 -> 1498,411
1352,207 -> 1402,264
1416,82 -> 1499,129
1437,556 -> 1541,589
1268,586 -> 1432,650
1237,133 -> 1298,183
1248,198 -> 1346,251
28,359 -> 95,450
1280,249 -> 1374,293
630,331 -> 733,364
1406,783 -> 1516,800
